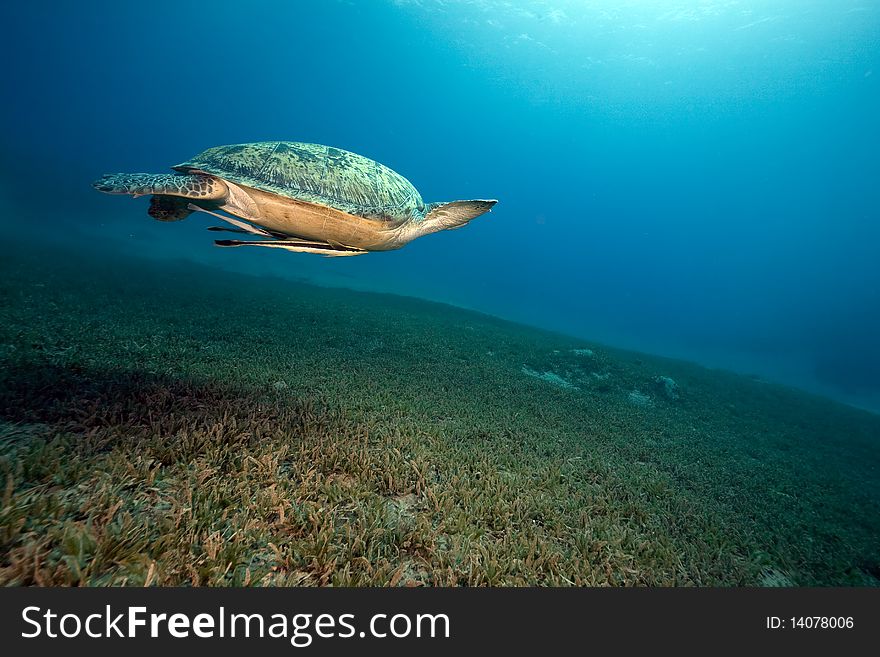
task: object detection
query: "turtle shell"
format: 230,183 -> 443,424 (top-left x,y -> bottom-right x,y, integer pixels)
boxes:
173,141 -> 425,221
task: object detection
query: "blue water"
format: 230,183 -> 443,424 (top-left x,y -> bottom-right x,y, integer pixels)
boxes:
2,0 -> 878,411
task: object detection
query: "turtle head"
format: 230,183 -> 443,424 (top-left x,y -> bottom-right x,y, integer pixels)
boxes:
415,200 -> 498,238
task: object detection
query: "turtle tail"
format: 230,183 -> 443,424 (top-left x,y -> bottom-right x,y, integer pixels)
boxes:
92,173 -> 228,200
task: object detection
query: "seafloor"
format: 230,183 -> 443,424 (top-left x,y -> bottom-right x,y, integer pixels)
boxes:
0,243 -> 877,586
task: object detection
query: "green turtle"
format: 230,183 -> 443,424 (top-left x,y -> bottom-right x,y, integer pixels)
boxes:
93,141 -> 497,256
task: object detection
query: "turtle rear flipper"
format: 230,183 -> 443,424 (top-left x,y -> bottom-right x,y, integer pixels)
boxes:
148,196 -> 192,222
92,173 -> 228,200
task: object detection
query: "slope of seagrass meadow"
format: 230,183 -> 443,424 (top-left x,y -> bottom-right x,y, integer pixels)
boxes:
1,242 -> 878,586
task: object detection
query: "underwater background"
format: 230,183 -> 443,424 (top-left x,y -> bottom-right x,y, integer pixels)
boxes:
0,1 -> 878,586
3,0 -> 879,411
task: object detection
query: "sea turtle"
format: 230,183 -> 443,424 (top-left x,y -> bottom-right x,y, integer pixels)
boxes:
93,141 -> 497,257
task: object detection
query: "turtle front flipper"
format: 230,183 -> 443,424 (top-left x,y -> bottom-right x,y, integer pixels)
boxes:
92,173 -> 228,200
